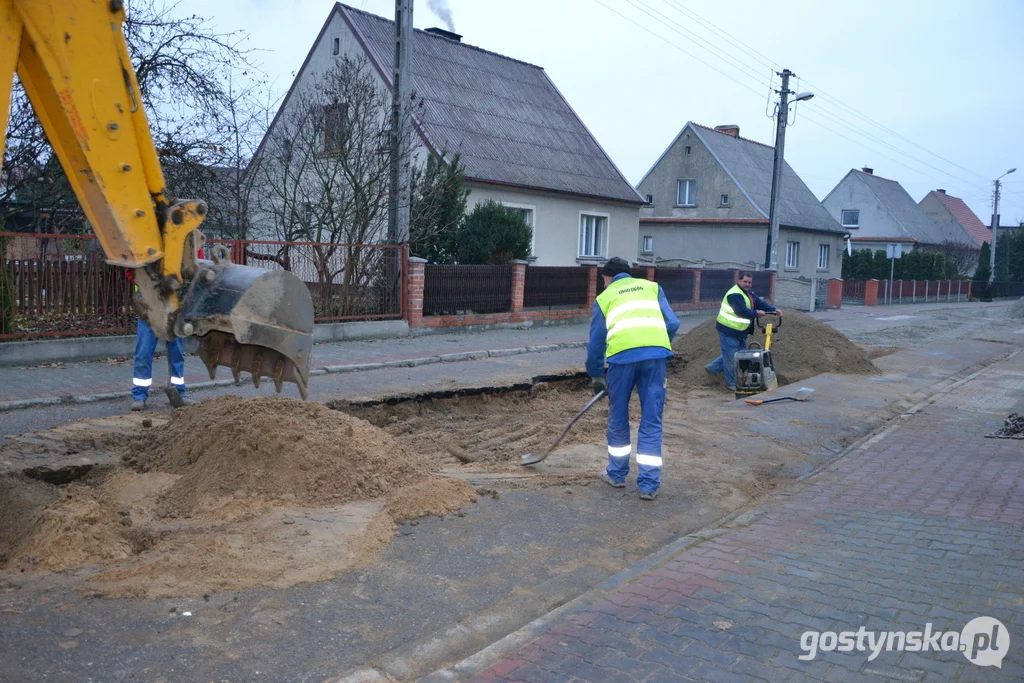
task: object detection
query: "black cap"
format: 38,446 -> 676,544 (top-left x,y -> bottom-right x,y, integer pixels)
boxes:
602,257 -> 631,278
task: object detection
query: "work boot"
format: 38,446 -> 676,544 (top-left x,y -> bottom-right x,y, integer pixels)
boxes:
639,490 -> 658,501
130,399 -> 146,412
600,472 -> 625,488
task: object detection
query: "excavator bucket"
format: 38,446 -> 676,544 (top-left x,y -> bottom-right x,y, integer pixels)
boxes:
177,257 -> 314,399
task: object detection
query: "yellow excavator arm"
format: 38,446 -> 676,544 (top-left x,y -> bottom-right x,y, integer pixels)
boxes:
0,0 -> 313,398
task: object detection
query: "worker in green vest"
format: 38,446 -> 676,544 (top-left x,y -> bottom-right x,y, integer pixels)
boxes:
705,271 -> 780,390
587,257 -> 680,501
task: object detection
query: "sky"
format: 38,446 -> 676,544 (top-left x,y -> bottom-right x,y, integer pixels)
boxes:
174,0 -> 1024,224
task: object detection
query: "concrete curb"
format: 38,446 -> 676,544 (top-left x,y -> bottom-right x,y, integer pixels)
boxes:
331,347 -> 1021,683
0,341 -> 586,413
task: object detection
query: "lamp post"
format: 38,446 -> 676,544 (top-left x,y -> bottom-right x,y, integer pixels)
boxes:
764,68 -> 814,271
989,167 -> 1016,286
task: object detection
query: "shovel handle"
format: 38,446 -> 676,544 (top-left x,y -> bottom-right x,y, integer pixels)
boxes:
545,390 -> 606,456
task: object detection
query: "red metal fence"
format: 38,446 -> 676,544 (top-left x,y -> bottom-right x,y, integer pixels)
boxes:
1,233 -> 405,341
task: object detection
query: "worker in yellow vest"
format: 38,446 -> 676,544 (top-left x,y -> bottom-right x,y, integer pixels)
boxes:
587,257 -> 680,501
705,271 -> 780,390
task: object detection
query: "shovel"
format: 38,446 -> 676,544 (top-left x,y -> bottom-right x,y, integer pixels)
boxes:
521,390 -> 606,466
744,387 -> 815,406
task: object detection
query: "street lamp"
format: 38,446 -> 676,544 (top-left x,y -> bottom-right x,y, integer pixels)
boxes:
989,167 -> 1016,285
764,70 -> 814,271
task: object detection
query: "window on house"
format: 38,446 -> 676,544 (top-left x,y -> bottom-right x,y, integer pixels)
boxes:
645,194 -> 653,205
841,209 -> 860,228
720,193 -> 729,207
332,37 -> 340,55
642,235 -> 654,253
676,179 -> 696,206
684,145 -> 691,155
322,102 -> 348,154
503,205 -> 535,255
579,214 -> 607,258
818,244 -> 830,270
785,241 -> 800,269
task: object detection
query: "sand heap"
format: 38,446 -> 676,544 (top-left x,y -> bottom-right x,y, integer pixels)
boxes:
3,397 -> 478,597
1009,297 -> 1024,319
672,310 -> 878,387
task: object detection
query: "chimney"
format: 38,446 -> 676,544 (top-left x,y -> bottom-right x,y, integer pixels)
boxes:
936,189 -> 946,194
861,167 -> 874,175
714,124 -> 740,137
424,27 -> 462,42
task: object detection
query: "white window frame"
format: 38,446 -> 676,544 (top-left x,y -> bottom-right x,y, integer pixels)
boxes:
578,211 -> 609,259
785,241 -> 800,269
676,179 -> 696,207
501,201 -> 536,257
644,194 -> 653,205
684,145 -> 692,155
642,235 -> 654,253
720,193 -> 729,207
841,209 -> 860,228
817,243 -> 830,270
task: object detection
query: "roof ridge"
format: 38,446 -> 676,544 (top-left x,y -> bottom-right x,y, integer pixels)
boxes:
339,3 -> 546,71
853,168 -> 900,183
689,121 -> 775,150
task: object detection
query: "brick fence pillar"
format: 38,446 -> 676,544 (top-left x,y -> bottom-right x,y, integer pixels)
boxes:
864,279 -> 879,306
510,259 -> 528,322
645,267 -> 655,281
732,269 -> 740,284
691,269 -> 702,305
768,271 -> 777,303
827,279 -> 843,309
407,256 -> 427,328
585,265 -> 598,310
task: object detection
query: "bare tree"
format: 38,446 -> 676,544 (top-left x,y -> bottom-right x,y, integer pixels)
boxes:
255,55 -> 420,316
936,240 -> 979,279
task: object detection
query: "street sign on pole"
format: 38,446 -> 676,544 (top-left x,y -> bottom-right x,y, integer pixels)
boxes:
886,243 -> 903,305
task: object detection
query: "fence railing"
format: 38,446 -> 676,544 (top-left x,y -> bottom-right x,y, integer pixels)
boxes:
422,264 -> 514,315
699,269 -> 735,302
523,266 -> 588,308
653,268 -> 696,304
972,280 -> 1024,300
1,232 -> 405,340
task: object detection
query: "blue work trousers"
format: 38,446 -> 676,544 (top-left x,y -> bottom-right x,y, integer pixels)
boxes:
604,358 -> 667,495
706,331 -> 745,390
132,318 -> 186,400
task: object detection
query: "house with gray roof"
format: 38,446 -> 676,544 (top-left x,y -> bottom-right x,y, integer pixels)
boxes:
249,3 -> 644,265
821,168 -> 969,253
636,122 -> 845,280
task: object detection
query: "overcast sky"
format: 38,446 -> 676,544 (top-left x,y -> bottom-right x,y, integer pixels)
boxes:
176,0 -> 1024,224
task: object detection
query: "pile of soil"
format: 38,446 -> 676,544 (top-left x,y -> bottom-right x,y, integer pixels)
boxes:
1009,297 -> 1024,319
672,310 -> 879,387
2,397 -> 479,596
127,396 -> 431,517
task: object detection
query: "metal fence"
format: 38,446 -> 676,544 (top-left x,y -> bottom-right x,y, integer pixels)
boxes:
698,269 -> 736,302
653,268 -> 696,304
974,280 -> 1024,300
752,271 -> 773,296
523,266 -> 588,308
1,233 -> 405,341
208,239 -> 405,322
422,264 -> 514,315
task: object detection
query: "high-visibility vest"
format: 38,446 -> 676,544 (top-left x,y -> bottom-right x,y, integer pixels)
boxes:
717,284 -> 754,331
596,277 -> 671,358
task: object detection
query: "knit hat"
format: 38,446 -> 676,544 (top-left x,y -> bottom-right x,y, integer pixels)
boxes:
601,257 -> 632,278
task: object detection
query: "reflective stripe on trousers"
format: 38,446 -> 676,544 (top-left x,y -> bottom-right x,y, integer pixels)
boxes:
132,318 -> 187,400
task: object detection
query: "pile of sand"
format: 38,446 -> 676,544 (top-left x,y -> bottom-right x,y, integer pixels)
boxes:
1009,297 -> 1024,319
126,396 -> 432,517
3,397 -> 479,596
672,310 -> 878,387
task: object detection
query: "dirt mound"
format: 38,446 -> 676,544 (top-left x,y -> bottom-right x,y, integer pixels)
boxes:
0,473 -> 60,566
127,396 -> 427,517
1009,297 -> 1024,319
672,310 -> 878,387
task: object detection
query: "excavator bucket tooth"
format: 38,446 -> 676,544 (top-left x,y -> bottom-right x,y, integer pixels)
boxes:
180,261 -> 313,398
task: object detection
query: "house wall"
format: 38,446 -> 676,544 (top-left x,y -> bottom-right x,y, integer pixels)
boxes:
638,222 -> 842,279
822,175 -> 900,241
465,184 -> 639,266
637,128 -> 761,222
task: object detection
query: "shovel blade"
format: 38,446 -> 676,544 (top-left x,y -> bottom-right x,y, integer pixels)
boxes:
520,452 -> 548,466
792,387 -> 815,400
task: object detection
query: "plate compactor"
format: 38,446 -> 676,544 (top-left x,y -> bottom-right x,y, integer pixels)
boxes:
734,313 -> 781,401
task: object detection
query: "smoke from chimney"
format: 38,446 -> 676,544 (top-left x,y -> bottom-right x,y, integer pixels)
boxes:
427,0 -> 456,32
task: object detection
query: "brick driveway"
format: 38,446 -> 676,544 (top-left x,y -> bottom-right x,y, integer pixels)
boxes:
464,354 -> 1024,682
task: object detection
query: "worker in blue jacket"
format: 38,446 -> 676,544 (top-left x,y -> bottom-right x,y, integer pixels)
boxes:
705,271 -> 780,390
586,257 -> 680,501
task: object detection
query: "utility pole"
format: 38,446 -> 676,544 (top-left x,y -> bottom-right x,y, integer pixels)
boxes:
764,69 -> 793,271
388,0 -> 414,244
989,179 -> 1002,286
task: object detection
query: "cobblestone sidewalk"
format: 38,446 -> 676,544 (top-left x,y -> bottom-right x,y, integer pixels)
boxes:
452,353 -> 1024,682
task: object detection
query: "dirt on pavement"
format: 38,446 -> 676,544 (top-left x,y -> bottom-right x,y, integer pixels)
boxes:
672,309 -> 879,386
